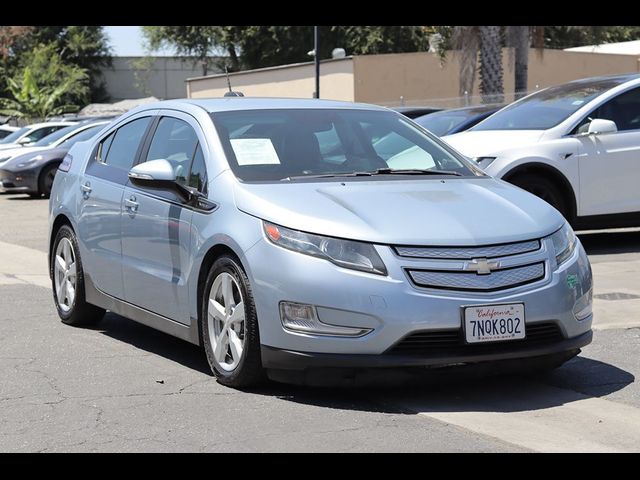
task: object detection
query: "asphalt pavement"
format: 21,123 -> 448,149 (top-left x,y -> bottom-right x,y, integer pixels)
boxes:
1,192 -> 639,452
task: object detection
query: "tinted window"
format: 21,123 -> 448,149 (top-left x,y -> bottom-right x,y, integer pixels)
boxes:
212,109 -> 475,182
34,124 -> 79,147
473,79 -> 622,131
145,117 -> 198,185
0,130 -> 12,140
102,117 -> 151,170
26,125 -> 66,142
0,127 -> 28,144
188,144 -> 208,194
575,87 -> 640,133
416,110 -> 480,136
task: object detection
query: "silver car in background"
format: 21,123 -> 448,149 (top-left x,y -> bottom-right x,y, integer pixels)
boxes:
48,98 -> 593,387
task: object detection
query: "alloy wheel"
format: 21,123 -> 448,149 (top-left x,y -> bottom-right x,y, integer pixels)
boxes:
54,237 -> 77,313
207,272 -> 245,372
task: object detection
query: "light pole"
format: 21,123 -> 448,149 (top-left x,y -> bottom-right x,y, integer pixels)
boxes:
314,26 -> 320,99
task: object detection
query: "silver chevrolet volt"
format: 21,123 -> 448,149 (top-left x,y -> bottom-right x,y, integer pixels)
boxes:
48,98 -> 593,387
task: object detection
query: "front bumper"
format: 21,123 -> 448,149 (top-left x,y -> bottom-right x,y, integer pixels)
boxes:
0,168 -> 37,193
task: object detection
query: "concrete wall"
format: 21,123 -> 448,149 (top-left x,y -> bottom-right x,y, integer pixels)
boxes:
101,57 -> 216,101
186,58 -> 355,101
353,49 -> 640,107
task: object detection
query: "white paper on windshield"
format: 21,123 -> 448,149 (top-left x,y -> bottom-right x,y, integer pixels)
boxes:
230,138 -> 280,166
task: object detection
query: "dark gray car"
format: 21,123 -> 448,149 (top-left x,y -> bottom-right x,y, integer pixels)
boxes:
0,122 -> 109,197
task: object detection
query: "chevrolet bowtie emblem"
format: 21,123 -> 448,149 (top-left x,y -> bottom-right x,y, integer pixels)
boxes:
464,258 -> 500,275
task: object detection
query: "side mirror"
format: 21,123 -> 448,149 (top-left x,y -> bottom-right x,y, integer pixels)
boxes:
17,137 -> 32,145
128,159 -> 213,209
128,158 -> 176,184
587,118 -> 617,135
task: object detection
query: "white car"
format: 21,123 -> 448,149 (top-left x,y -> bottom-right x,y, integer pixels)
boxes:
0,125 -> 19,140
443,74 -> 640,229
0,122 -> 76,151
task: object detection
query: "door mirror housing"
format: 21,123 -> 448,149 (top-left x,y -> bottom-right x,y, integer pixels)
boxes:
128,158 -> 212,208
17,137 -> 32,145
587,118 -> 618,135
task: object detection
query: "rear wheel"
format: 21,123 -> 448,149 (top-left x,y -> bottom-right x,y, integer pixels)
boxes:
39,164 -> 58,198
510,173 -> 569,220
51,225 -> 105,326
201,255 -> 265,388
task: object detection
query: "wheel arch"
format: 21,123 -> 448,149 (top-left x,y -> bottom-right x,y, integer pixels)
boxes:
49,213 -> 74,278
195,243 -> 246,346
502,162 -> 578,223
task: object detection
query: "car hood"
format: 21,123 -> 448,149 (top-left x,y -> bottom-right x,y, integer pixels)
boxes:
233,177 -> 564,246
0,146 -> 45,161
442,130 -> 546,158
2,147 -> 67,170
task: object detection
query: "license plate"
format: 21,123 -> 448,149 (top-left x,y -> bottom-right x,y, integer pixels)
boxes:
464,303 -> 525,343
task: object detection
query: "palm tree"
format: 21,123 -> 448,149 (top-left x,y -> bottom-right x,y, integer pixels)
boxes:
507,26 -> 531,99
478,26 -> 504,104
439,26 -> 504,105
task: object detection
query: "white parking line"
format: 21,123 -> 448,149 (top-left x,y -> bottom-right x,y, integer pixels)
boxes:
0,241 -> 50,289
384,382 -> 640,452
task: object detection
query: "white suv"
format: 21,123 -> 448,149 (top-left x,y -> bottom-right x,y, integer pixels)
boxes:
443,74 -> 640,229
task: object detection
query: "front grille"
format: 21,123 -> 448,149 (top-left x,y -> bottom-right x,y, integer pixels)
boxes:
395,239 -> 540,259
408,263 -> 545,292
387,322 -> 563,356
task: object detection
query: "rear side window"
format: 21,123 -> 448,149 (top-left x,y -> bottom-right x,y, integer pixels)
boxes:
99,117 -> 151,170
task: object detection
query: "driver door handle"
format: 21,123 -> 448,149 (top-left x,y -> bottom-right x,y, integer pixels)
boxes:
81,182 -> 92,198
124,195 -> 139,213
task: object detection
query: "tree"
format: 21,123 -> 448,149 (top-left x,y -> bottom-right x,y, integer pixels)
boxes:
435,26 -> 504,105
143,26 -> 429,74
143,26 -> 225,76
507,26 -> 530,99
2,26 -> 111,102
0,44 -> 89,119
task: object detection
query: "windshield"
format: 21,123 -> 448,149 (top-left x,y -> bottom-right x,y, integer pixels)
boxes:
212,109 -> 478,182
415,109 -> 482,136
472,79 -> 620,131
34,124 -> 80,147
0,127 -> 28,144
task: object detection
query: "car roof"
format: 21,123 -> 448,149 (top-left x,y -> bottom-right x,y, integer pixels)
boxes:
134,97 -> 391,114
25,121 -> 77,129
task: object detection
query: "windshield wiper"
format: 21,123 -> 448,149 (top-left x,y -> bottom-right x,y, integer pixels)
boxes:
281,171 -> 374,181
370,168 -> 462,176
281,168 -> 462,181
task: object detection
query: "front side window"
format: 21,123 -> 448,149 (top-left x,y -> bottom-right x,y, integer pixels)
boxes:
99,117 -> 151,170
25,125 -> 64,143
574,87 -> 640,134
145,117 -> 199,185
212,109 -> 477,182
188,144 -> 208,194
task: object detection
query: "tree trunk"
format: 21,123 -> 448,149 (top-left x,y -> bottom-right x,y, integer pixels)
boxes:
454,26 -> 479,106
479,26 -> 504,104
514,26 -> 530,99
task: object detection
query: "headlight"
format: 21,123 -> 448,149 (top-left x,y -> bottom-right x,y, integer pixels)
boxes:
263,221 -> 387,275
16,155 -> 43,168
474,156 -> 497,169
549,222 -> 577,267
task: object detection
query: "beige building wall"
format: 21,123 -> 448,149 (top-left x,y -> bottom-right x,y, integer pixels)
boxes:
353,49 -> 640,107
187,58 -> 355,101
185,49 -> 640,107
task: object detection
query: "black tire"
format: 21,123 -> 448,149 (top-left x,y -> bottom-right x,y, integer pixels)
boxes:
39,164 -> 59,198
201,255 -> 265,388
510,173 -> 569,219
28,193 -> 42,198
51,225 -> 106,326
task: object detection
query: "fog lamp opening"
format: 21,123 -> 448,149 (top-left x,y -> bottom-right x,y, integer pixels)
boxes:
279,301 -> 371,337
573,288 -> 593,321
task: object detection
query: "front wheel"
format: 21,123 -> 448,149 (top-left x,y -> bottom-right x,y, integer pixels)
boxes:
39,164 -> 58,198
510,173 -> 569,220
51,225 -> 105,326
201,255 -> 265,388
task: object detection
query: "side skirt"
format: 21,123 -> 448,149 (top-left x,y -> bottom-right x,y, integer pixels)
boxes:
84,273 -> 201,346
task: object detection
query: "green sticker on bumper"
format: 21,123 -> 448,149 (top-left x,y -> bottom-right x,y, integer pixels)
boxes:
567,274 -> 579,288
